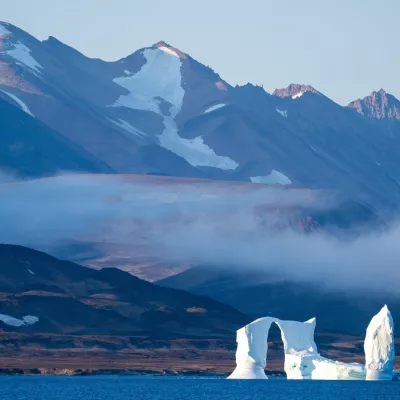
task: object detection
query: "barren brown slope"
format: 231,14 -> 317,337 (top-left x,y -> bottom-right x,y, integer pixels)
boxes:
0,244 -> 249,336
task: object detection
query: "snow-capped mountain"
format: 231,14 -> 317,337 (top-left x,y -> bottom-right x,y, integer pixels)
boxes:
2,22 -> 400,210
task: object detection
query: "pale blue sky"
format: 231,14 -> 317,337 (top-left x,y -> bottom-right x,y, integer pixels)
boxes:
2,0 -> 399,104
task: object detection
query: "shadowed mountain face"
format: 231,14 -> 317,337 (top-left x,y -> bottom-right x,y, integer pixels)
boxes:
158,266 -> 400,336
0,244 -> 249,336
1,22 -> 400,210
0,98 -> 112,178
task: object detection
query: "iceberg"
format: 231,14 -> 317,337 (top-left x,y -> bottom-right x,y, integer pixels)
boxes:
279,318 -> 365,380
227,317 -> 276,379
364,305 -> 395,380
228,306 -> 394,380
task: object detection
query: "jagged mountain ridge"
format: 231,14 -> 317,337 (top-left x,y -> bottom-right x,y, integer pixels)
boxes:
348,88 -> 400,120
1,22 -> 400,210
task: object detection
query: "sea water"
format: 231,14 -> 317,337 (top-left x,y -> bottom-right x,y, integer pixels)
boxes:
0,375 -> 399,399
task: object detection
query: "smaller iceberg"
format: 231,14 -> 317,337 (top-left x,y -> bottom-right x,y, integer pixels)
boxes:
364,305 -> 395,380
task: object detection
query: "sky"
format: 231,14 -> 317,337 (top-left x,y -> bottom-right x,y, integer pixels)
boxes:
1,0 -> 399,105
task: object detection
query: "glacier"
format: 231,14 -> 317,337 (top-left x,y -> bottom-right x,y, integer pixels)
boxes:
228,306 -> 394,380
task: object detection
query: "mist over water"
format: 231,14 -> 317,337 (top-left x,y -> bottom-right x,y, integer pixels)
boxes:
0,173 -> 399,294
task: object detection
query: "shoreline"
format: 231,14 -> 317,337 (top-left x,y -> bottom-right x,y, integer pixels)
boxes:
0,368 -> 286,377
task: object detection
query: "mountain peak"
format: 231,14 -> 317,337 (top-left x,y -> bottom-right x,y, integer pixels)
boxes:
348,89 -> 400,120
151,41 -> 188,59
273,83 -> 321,99
152,40 -> 171,48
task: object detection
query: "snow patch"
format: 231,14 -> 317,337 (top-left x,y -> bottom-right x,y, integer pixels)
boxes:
276,108 -> 288,118
108,117 -> 146,138
159,122 -> 239,170
204,103 -> 226,114
158,46 -> 180,58
112,47 -> 183,114
6,42 -> 43,76
0,314 -> 39,327
251,170 -> 292,185
0,24 -> 11,36
0,89 -> 34,116
112,47 -> 238,170
292,92 -> 303,99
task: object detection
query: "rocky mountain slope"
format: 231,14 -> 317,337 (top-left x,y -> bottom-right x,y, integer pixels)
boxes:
0,98 -> 112,178
1,22 -> 400,210
0,244 -> 249,336
348,89 -> 400,120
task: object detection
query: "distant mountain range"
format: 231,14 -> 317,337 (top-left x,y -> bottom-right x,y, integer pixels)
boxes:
2,22 -> 400,210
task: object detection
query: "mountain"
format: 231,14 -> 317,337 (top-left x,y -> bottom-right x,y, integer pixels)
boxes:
0,23 -> 214,178
158,266 -> 400,336
2,22 -> 400,211
0,244 -> 249,336
272,83 -> 321,99
0,98 -> 112,178
348,89 -> 400,120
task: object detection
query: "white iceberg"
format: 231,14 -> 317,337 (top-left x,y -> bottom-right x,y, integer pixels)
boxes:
228,306 -> 394,381
364,305 -> 395,380
227,317 -> 276,379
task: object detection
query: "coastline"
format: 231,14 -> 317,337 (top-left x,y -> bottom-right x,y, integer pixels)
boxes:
0,368 -> 286,377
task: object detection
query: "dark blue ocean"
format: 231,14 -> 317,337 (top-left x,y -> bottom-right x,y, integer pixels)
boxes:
0,375 -> 399,399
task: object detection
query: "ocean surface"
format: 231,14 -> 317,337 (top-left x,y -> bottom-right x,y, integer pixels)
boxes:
0,375 -> 399,399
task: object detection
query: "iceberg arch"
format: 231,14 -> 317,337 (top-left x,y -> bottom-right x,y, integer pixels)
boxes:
228,306 -> 394,380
